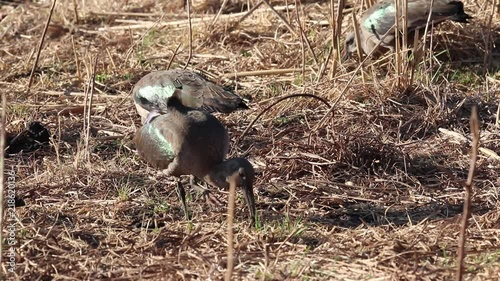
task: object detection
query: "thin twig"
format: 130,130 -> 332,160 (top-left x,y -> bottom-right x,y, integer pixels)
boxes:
221,68 -> 303,78
27,0 -> 57,96
295,0 -> 319,67
71,36 -> 81,80
101,4 -> 297,31
329,0 -> 345,79
351,13 -> 366,83
72,0 -> 79,24
167,43 -> 182,70
394,0 -> 401,83
237,93 -> 332,143
8,102 -> 107,109
85,55 -> 98,162
316,45 -> 332,83
401,0 -> 408,53
335,0 -> 346,42
184,0 -> 193,69
89,11 -> 165,17
38,90 -> 121,99
212,0 -> 230,26
262,0 -> 298,37
400,0 -> 410,87
82,55 -> 90,155
422,0 -> 435,85
482,0 -> 496,72
456,106 -> 479,281
409,29 -> 422,87
496,99 -> 499,126
329,0 -> 336,78
295,0 -> 306,86
227,0 -> 265,33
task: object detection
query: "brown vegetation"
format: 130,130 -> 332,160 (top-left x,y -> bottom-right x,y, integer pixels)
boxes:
1,0 -> 499,280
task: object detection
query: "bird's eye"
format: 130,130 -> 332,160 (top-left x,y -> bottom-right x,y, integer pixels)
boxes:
238,169 -> 246,181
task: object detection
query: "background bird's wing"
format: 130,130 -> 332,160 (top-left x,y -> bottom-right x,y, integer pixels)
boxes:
175,70 -> 248,113
361,1 -> 398,40
406,1 -> 470,32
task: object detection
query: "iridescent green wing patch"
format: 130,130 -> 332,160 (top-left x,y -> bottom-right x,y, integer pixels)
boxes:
146,123 -> 176,160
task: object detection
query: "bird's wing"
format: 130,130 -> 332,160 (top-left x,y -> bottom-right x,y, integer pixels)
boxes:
134,114 -> 182,171
173,69 -> 248,113
178,111 -> 229,177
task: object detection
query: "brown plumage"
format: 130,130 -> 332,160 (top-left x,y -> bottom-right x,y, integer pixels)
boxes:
134,98 -> 256,222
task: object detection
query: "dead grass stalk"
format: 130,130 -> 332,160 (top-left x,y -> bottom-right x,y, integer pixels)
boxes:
456,106 -> 480,281
27,0 -> 57,97
225,171 -> 238,281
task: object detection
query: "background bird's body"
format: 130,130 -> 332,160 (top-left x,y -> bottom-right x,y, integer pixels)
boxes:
342,0 -> 472,59
133,69 -> 248,123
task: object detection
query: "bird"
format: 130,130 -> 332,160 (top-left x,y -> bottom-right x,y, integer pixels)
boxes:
132,69 -> 248,123
134,97 -> 256,223
341,0 -> 472,60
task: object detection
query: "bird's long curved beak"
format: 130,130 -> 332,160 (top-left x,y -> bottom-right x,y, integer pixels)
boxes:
241,182 -> 256,225
340,48 -> 350,62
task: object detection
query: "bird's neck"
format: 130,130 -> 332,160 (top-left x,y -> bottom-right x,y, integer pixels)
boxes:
203,165 -> 230,190
167,96 -> 191,113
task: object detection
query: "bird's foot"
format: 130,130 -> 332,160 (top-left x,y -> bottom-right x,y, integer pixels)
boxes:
189,176 -> 222,209
203,190 -> 223,207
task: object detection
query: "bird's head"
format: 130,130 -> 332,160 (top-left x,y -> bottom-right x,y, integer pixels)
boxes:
341,32 -> 357,61
206,158 -> 256,224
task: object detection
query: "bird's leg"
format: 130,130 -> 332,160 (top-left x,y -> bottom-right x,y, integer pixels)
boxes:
189,175 -> 222,207
176,180 -> 190,220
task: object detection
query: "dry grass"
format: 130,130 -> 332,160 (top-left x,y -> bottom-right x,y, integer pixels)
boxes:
1,0 -> 499,280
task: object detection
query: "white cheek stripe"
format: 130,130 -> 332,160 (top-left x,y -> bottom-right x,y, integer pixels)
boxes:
138,85 -> 176,100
